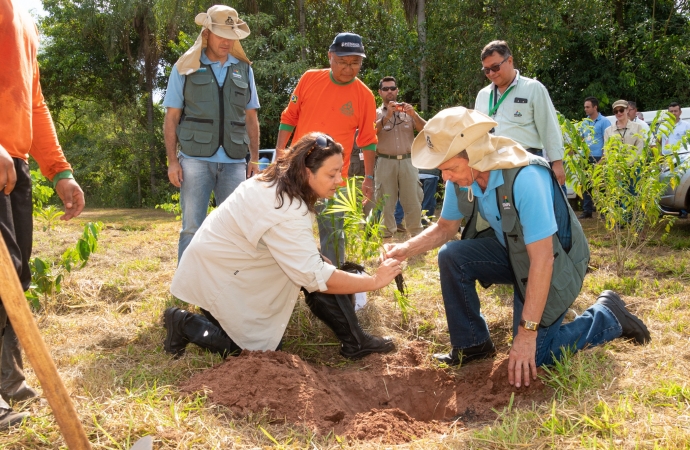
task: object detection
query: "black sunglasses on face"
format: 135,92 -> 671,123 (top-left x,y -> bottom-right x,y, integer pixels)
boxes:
380,86 -> 398,92
306,134 -> 335,157
613,108 -> 625,114
481,56 -> 510,75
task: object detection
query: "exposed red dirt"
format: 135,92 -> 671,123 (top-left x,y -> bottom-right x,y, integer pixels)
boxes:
180,342 -> 552,443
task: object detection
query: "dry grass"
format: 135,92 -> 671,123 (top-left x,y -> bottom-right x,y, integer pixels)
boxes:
1,209 -> 690,448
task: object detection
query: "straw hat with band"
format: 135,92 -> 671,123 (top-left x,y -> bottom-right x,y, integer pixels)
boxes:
411,107 -> 532,173
175,5 -> 251,76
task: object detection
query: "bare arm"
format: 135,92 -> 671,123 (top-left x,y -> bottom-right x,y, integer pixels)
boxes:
362,149 -> 376,203
245,109 -> 260,177
323,258 -> 401,294
384,217 -> 462,261
275,129 -> 293,159
164,107 -> 183,187
508,235 -> 554,388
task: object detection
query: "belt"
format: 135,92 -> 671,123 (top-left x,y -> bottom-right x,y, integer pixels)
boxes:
376,153 -> 411,160
525,147 -> 542,155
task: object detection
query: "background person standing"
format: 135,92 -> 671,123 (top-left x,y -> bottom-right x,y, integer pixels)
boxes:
375,77 -> 426,238
475,40 -> 566,188
275,32 -> 378,265
163,5 -> 260,262
0,0 -> 85,429
578,97 -> 610,219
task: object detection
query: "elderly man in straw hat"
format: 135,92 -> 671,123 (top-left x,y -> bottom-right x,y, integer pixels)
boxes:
385,107 -> 651,387
163,5 -> 260,262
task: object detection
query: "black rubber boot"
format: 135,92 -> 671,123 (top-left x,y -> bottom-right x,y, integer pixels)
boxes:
305,290 -> 395,360
0,407 -> 28,430
164,308 -> 242,358
433,339 -> 497,366
595,290 -> 651,345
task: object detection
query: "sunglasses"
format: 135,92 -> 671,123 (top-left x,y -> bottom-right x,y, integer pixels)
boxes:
481,56 -> 510,75
306,134 -> 335,158
380,86 -> 398,92
613,108 -> 626,114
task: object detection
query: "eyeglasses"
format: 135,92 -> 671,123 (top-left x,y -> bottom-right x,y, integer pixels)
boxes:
380,86 -> 398,92
613,108 -> 626,114
481,56 -> 510,75
306,134 -> 335,158
333,59 -> 362,70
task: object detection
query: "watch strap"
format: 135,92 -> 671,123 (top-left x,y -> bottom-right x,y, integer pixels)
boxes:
520,319 -> 539,331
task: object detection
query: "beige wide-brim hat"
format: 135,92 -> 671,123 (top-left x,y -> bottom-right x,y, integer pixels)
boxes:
175,5 -> 251,75
411,107 -> 532,171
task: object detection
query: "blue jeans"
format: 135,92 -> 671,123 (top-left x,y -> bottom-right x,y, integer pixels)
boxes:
582,156 -> 602,214
395,176 -> 439,226
178,155 -> 246,261
437,236 -> 623,366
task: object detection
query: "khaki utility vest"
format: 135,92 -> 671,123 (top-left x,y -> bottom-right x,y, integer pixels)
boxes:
176,61 -> 250,159
455,158 -> 590,327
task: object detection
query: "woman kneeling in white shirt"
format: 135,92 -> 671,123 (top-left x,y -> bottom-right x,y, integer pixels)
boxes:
164,133 -> 401,359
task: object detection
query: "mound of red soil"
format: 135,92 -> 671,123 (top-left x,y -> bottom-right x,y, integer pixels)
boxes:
180,342 -> 552,443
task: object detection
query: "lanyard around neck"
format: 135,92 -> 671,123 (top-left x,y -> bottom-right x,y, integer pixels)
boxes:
489,83 -> 516,117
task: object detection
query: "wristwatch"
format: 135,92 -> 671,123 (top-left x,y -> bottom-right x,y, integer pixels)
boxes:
520,319 -> 539,331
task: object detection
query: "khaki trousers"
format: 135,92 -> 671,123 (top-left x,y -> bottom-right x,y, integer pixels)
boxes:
374,157 -> 423,237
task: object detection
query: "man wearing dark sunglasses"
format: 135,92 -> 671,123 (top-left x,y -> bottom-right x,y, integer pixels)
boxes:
276,32 -> 378,264
375,76 -> 427,238
475,41 -> 566,188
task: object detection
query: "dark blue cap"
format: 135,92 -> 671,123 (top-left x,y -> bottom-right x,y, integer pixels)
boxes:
329,32 -> 366,57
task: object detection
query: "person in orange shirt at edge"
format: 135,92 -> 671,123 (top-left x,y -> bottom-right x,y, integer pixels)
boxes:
0,0 -> 85,430
275,32 -> 378,267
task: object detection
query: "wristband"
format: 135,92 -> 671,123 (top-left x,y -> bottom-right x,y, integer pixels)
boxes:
365,175 -> 374,180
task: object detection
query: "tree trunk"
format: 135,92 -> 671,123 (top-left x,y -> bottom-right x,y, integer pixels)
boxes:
299,0 -> 306,61
418,0 -> 427,112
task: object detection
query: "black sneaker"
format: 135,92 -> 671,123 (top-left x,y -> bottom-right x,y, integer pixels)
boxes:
0,408 -> 28,430
595,291 -> 651,345
163,307 -> 190,357
433,339 -> 496,366
578,212 -> 593,219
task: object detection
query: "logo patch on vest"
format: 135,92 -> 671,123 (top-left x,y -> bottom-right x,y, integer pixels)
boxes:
340,101 -> 354,117
232,68 -> 241,78
514,110 -> 523,118
502,196 -> 512,210
291,94 -> 298,103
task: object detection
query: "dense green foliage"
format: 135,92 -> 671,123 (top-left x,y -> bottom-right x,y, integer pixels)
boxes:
35,0 -> 690,206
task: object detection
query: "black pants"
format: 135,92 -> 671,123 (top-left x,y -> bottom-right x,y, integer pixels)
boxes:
0,159 -> 33,410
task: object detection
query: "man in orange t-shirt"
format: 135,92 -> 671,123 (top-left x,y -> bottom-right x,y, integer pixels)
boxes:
276,32 -> 378,265
0,0 -> 85,430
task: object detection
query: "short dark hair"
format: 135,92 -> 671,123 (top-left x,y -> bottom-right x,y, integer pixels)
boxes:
584,97 -> 599,110
379,76 -> 396,90
260,133 -> 344,213
669,102 -> 681,109
481,40 -> 512,61
627,100 -> 638,110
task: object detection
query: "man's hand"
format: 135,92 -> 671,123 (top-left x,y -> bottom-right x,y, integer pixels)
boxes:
362,177 -> 374,204
246,161 -> 260,178
383,242 -> 410,262
55,178 -> 85,221
168,159 -> 183,187
0,146 -> 17,195
508,329 -> 538,388
551,159 -> 566,185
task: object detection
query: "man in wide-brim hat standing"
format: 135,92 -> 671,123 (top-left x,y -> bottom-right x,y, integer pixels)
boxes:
385,107 -> 651,387
163,5 -> 260,263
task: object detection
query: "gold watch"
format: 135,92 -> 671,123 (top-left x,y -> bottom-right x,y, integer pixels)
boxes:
520,319 -> 539,331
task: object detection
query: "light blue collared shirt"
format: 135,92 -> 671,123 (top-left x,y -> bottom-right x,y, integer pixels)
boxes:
440,164 -> 557,246
163,50 -> 260,163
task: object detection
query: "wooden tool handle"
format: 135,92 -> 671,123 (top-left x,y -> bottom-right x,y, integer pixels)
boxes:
0,235 -> 91,449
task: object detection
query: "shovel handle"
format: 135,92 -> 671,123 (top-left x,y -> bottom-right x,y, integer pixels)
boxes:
0,235 -> 91,449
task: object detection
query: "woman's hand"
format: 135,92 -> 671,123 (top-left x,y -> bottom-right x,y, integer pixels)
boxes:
371,258 -> 402,289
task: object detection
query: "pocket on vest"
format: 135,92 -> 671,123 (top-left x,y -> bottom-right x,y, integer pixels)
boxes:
230,78 -> 249,107
227,121 -> 249,154
189,76 -> 215,101
178,128 -> 216,155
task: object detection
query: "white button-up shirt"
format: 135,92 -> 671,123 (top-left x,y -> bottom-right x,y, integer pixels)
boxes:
171,177 -> 336,351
